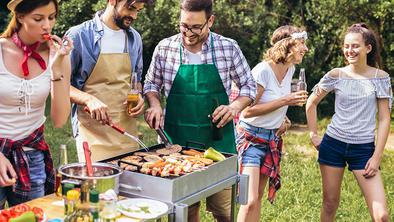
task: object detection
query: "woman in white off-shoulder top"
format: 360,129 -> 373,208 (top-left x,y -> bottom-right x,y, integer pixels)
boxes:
306,23 -> 392,221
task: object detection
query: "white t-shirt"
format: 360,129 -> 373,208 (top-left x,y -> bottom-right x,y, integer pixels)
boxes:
185,49 -> 202,64
240,61 -> 295,129
0,43 -> 50,140
101,22 -> 126,53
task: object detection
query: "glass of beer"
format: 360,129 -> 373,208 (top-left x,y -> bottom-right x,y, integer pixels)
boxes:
127,72 -> 139,115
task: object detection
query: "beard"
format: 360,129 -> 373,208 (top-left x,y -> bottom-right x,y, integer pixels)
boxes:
113,10 -> 134,30
182,32 -> 208,47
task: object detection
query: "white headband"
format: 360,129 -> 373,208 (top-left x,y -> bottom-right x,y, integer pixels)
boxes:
291,31 -> 308,40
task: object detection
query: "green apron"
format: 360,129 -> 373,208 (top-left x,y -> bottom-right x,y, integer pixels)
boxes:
164,35 -> 236,153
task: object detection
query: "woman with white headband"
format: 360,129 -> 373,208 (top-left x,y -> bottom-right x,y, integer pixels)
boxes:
306,23 -> 391,221
237,25 -> 309,221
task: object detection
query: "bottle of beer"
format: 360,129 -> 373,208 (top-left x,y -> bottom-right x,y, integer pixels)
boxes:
297,68 -> 307,91
56,144 -> 68,196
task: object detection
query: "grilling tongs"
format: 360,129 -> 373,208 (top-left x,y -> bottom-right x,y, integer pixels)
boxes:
83,107 -> 149,151
156,127 -> 173,147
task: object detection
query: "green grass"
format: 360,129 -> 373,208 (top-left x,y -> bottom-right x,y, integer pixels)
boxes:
44,109 -> 394,221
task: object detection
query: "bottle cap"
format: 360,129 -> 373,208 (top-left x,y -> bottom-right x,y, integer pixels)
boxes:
89,189 -> 99,203
62,183 -> 75,196
60,144 -> 66,149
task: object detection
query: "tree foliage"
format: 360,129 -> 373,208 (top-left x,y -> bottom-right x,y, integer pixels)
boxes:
1,0 -> 393,121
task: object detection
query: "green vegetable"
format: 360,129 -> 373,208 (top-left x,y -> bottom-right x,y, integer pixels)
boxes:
204,147 -> 226,162
9,211 -> 36,222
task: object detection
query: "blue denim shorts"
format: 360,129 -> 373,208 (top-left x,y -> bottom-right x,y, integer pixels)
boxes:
318,134 -> 375,171
0,149 -> 46,208
236,121 -> 276,167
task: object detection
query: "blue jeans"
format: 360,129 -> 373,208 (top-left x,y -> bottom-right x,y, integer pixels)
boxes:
0,150 -> 46,208
236,121 -> 277,167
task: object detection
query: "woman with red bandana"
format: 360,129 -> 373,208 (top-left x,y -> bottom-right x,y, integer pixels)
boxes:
0,0 -> 72,207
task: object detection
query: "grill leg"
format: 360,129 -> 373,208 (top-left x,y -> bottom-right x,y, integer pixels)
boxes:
175,203 -> 188,222
230,184 -> 237,222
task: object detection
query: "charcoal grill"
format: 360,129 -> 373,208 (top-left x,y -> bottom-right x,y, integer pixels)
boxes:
101,142 -> 249,222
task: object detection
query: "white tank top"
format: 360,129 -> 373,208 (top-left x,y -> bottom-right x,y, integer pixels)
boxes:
0,42 -> 50,140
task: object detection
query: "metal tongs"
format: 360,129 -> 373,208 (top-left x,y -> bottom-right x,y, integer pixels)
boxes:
83,107 -> 149,151
156,127 -> 173,147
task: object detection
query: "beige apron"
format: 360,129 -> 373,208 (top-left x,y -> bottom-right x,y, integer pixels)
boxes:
76,35 -> 138,161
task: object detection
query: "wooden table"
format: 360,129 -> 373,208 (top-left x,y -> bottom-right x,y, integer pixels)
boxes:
25,194 -> 140,221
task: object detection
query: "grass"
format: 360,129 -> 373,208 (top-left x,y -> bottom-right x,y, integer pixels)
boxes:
44,106 -> 394,221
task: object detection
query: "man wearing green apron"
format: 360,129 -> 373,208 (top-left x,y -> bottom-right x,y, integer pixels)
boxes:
144,0 -> 256,221
66,0 -> 153,161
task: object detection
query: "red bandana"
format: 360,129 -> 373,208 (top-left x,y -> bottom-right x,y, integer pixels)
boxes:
11,32 -> 47,77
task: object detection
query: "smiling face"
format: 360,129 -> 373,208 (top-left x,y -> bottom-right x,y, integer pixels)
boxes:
179,10 -> 213,49
343,32 -> 371,65
290,39 -> 309,64
113,1 -> 145,29
17,1 -> 57,43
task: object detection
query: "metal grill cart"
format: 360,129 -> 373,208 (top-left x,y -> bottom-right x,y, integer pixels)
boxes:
101,143 -> 249,222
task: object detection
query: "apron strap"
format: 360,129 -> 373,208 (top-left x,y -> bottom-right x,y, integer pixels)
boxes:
209,34 -> 217,66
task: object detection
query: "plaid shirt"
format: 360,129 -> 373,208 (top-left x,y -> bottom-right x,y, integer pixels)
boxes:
229,84 -> 240,124
236,124 -> 282,204
143,32 -> 256,100
0,125 -> 55,195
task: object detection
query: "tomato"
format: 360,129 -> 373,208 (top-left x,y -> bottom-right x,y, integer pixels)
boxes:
12,203 -> 31,214
32,207 -> 44,221
0,214 -> 9,222
0,209 -> 11,218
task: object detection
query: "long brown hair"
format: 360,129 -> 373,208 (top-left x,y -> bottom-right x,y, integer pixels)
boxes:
344,23 -> 382,68
264,25 -> 305,64
1,0 -> 59,38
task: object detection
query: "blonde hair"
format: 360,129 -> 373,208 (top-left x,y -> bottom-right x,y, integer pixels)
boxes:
263,25 -> 305,64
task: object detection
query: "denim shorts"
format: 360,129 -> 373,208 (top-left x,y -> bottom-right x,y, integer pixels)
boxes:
236,121 -> 276,167
318,134 -> 375,171
0,149 -> 46,208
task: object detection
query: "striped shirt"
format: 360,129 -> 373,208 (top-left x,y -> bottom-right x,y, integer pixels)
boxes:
313,68 -> 392,144
143,32 -> 256,100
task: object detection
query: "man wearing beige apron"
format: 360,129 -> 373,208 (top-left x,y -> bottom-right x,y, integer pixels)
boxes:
66,0 -> 153,161
144,1 -> 256,221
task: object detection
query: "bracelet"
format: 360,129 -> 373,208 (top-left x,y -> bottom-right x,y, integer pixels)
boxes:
51,75 -> 64,82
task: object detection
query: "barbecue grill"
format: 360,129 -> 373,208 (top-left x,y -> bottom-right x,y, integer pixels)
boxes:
101,142 -> 248,222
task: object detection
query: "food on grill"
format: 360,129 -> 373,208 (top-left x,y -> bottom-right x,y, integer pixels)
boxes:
204,147 -> 226,162
182,149 -> 204,157
155,144 -> 182,155
121,155 -> 143,166
185,156 -> 214,165
119,162 -> 138,171
134,151 -> 160,157
143,155 -> 163,162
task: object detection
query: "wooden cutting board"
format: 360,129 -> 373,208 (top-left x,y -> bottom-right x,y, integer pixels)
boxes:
25,194 -> 141,221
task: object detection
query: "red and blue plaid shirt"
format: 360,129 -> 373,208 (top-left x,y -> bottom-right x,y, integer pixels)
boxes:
236,124 -> 282,204
0,125 -> 55,195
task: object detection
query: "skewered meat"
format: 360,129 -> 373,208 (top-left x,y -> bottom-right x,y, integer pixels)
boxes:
156,144 -> 182,155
